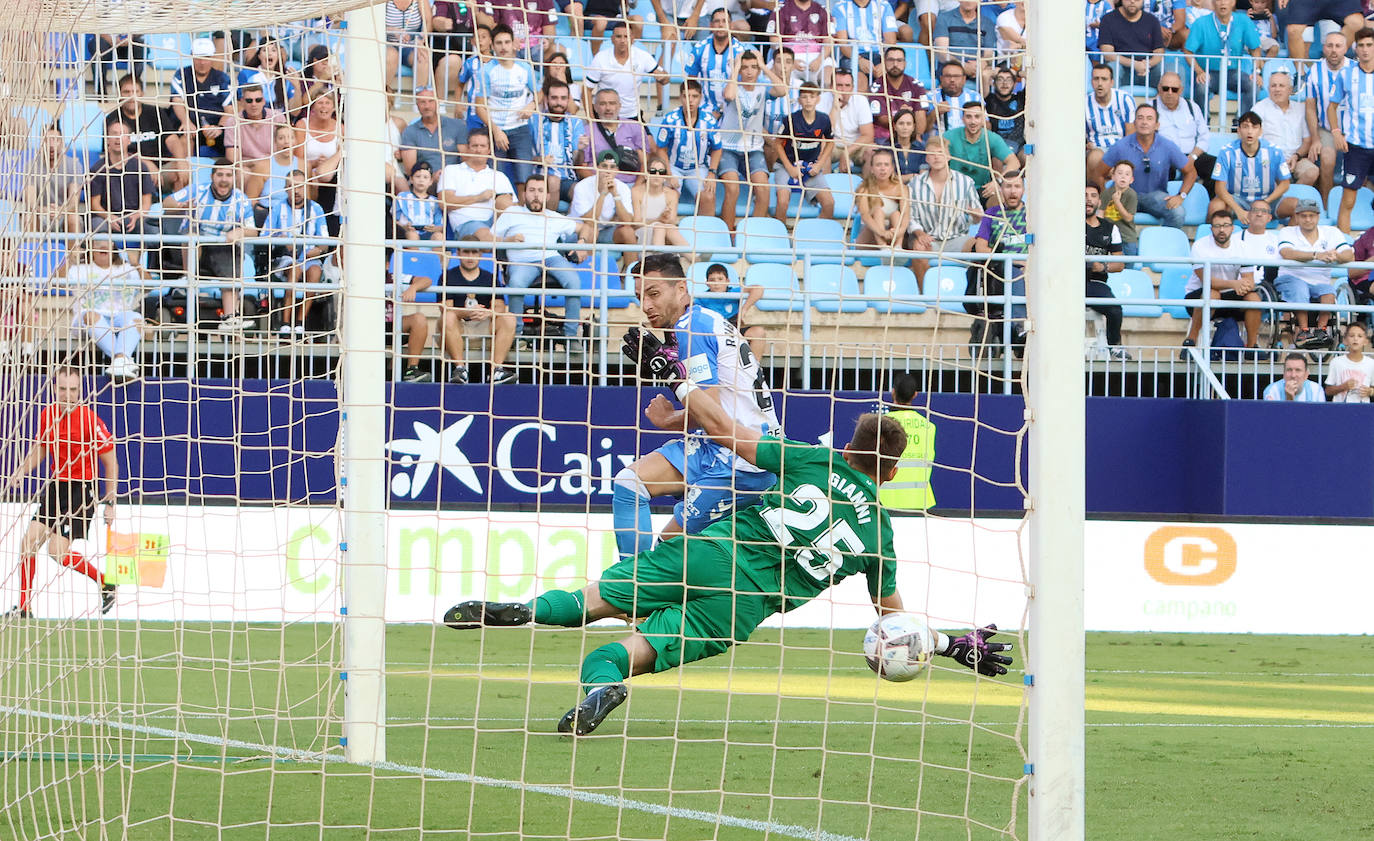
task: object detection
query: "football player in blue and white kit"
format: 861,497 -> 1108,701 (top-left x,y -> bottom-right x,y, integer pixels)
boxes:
613,252 -> 780,559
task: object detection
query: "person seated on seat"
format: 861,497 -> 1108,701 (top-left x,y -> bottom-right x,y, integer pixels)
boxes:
66,238 -> 147,381
1262,352 -> 1325,401
699,262 -> 765,341
1183,210 -> 1263,355
1276,198 -> 1353,350
441,246 -> 519,385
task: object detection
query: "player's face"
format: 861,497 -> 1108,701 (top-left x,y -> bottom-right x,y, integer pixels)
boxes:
53,373 -> 81,408
637,274 -> 687,328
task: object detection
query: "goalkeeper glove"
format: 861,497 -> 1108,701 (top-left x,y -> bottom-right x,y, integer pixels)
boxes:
621,327 -> 688,389
940,625 -> 1013,677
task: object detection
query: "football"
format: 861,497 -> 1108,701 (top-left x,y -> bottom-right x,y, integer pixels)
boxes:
864,613 -> 938,682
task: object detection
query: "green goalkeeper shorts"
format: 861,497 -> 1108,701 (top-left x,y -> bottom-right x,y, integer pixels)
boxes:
597,535 -> 773,673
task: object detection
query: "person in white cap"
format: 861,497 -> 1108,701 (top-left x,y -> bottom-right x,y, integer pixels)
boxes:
171,37 -> 234,158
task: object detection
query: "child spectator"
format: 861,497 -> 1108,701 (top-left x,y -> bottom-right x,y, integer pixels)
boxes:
1102,160 -> 1139,256
395,162 -> 445,241
699,263 -> 765,340
1325,322 -> 1374,403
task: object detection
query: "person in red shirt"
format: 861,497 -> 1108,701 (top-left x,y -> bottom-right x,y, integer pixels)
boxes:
5,366 -> 119,618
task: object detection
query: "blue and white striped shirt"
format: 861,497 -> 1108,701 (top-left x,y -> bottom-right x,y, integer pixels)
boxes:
1086,89 -> 1136,149
655,107 -> 721,171
479,59 -> 538,131
393,191 -> 444,230
1304,58 -> 1346,131
1332,62 -> 1374,147
187,184 -> 255,238
684,37 -> 746,116
833,0 -> 899,53
529,113 -> 588,181
265,198 -> 329,257
458,56 -> 488,128
1214,139 -> 1291,204
927,86 -> 981,133
765,84 -> 799,136
1146,0 -> 1184,32
1086,0 -> 1113,51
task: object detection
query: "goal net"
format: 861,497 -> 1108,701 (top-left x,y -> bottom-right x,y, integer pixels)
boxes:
0,3 -> 1046,838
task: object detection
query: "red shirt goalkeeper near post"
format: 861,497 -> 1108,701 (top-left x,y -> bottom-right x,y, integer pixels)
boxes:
6,366 -> 119,617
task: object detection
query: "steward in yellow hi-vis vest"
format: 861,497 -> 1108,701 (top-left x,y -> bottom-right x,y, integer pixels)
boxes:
878,374 -> 937,511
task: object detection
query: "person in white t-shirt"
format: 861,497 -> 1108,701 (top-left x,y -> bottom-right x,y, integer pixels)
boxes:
437,128 -> 517,241
1251,70 -> 1318,192
818,67 -> 873,172
1276,199 -> 1353,349
1183,209 -> 1263,352
1325,322 -> 1374,402
1262,352 -> 1326,401
491,177 -> 589,339
570,150 -> 637,254
583,24 -> 669,120
67,239 -> 147,380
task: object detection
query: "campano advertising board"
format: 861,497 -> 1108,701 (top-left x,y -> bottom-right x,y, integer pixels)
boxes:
4,507 -> 1371,634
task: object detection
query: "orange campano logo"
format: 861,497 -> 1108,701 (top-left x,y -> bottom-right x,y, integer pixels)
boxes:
1143,527 -> 1237,586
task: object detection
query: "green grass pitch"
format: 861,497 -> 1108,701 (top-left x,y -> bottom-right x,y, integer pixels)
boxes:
1,624 -> 1371,840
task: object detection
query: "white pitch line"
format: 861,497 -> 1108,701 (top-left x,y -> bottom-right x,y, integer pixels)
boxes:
0,705 -> 866,841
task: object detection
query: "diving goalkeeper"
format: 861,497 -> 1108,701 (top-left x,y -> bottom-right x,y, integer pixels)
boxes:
443,342 -> 1013,735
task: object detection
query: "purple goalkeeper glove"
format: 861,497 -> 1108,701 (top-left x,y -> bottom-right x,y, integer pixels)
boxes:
941,625 -> 1014,677
621,327 -> 687,387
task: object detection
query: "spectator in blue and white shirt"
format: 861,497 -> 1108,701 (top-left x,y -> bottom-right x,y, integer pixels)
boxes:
478,25 -> 539,199
1210,110 -> 1295,225
1086,0 -> 1114,51
927,60 -> 981,135
1262,353 -> 1326,401
395,162 -> 446,241
1303,31 -> 1348,202
454,24 -> 493,132
1328,27 -> 1374,233
530,79 -> 588,207
655,80 -> 723,216
684,9 -> 747,118
834,0 -> 900,78
1086,62 -> 1136,176
1147,0 -> 1187,49
171,38 -> 234,158
264,170 -> 330,335
165,158 -> 257,331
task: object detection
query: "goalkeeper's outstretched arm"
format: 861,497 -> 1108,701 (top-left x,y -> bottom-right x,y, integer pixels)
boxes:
644,390 -> 760,465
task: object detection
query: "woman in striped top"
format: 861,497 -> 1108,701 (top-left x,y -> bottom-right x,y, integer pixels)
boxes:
386,0 -> 435,93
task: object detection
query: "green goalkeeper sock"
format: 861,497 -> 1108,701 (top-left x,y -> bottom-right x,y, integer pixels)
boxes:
580,642 -> 631,693
529,590 -> 588,627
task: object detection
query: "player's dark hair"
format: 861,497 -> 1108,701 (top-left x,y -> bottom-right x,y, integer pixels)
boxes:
639,252 -> 686,279
848,414 -> 906,479
893,373 -> 918,405
1357,27 -> 1374,43
1237,110 -> 1262,128
682,79 -> 703,95
491,23 -> 514,40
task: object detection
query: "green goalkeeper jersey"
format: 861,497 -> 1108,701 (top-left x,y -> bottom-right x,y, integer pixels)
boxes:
711,436 -> 898,613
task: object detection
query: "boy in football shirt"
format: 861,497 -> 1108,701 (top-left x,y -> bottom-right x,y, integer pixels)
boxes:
444,372 -> 1012,735
770,83 -> 836,220
5,367 -> 119,618
394,162 -> 445,241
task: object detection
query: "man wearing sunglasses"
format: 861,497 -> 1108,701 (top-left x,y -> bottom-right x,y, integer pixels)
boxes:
1151,70 -> 1215,198
1099,103 -> 1197,230
224,84 -> 289,188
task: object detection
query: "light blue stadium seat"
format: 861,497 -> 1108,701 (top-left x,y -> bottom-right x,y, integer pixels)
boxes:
1209,132 -> 1237,156
60,101 -> 107,158
821,173 -> 860,221
737,216 -> 792,264
1195,223 -> 1211,241
556,37 -> 593,82
580,251 -> 635,308
1178,180 -> 1209,226
1157,266 -> 1193,320
1261,60 -> 1298,89
680,215 -> 738,262
792,218 -> 848,265
1106,269 -> 1164,318
189,156 -> 216,188
1283,183 -> 1327,223
145,33 -> 193,71
1138,226 -> 1191,273
688,261 -> 739,299
745,263 -> 803,312
920,265 -> 971,315
391,250 -> 443,284
18,240 -> 67,279
903,45 -> 935,89
806,265 -> 866,313
11,106 -> 48,148
863,266 -> 926,314
1326,186 -> 1374,230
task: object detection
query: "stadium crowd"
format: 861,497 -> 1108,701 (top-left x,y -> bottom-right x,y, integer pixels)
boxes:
7,0 -> 1374,384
